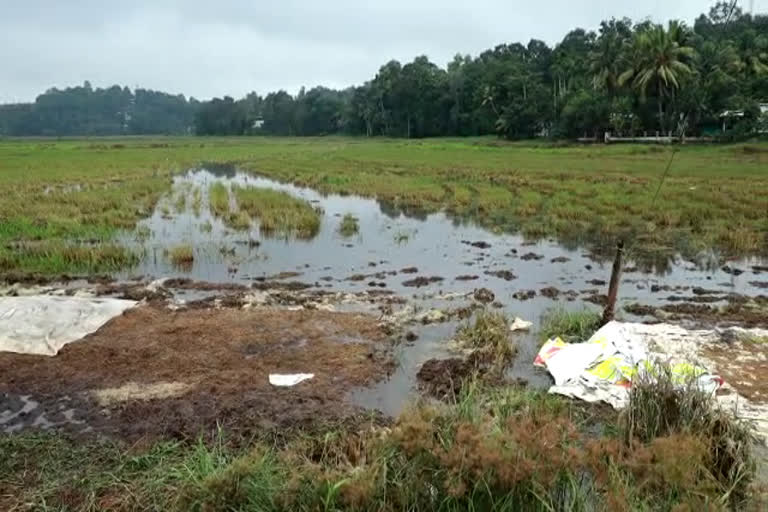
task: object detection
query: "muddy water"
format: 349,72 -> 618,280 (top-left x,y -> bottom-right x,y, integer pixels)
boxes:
113,165 -> 768,416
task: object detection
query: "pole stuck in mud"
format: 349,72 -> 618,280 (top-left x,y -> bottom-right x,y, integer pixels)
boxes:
601,241 -> 624,326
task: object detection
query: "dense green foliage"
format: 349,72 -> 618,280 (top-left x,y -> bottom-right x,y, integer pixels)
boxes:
1,4 -> 766,139
0,82 -> 197,136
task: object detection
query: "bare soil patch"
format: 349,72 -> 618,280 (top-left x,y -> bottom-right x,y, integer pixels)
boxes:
0,305 -> 393,440
704,342 -> 768,404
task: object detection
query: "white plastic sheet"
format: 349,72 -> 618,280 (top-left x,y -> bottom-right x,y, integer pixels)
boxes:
534,321 -> 721,408
269,373 -> 315,387
0,296 -> 137,356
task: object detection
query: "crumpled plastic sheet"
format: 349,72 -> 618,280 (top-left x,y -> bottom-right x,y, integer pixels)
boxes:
535,320 -> 768,440
536,321 -> 723,408
0,296 -> 137,356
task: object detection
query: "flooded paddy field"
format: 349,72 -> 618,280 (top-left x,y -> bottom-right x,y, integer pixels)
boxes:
3,163 -> 767,430
2,138 -> 768,509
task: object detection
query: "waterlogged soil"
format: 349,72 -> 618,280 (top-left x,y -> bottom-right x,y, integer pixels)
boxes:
4,164 -> 768,437
0,304 -> 392,439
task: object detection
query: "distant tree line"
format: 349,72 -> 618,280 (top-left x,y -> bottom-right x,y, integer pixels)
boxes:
0,82 -> 197,136
1,3 -> 766,139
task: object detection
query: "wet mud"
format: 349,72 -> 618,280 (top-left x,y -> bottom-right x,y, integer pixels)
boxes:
0,305 -> 394,439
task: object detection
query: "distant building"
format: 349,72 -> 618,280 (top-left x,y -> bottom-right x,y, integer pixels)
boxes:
719,102 -> 768,132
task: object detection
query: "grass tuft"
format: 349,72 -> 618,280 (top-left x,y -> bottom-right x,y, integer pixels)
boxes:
208,183 -> 230,217
167,244 -> 194,268
232,185 -> 320,239
539,307 -> 601,343
338,213 -> 359,237
623,363 -> 756,502
456,310 -> 515,370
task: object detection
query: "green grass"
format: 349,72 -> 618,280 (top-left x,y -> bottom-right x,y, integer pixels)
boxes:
191,187 -> 202,216
0,137 -> 767,276
208,182 -> 230,217
456,310 -> 515,369
539,307 -> 602,343
232,185 -> 321,239
1,381 -> 758,511
338,213 -> 359,237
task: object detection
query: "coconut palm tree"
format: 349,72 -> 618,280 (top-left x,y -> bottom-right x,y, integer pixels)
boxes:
734,29 -> 768,81
619,21 -> 696,132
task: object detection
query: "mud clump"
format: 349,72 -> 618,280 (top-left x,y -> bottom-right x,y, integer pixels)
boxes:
417,358 -> 475,400
513,290 -> 536,301
455,275 -> 479,281
540,286 -> 560,299
400,267 -> 418,274
661,303 -> 715,316
667,295 -> 724,304
484,270 -> 517,281
462,240 -> 491,249
550,256 -> 570,263
584,293 -> 608,306
402,276 -> 444,288
473,288 -> 495,303
252,281 -> 312,291
347,274 -> 367,281
586,279 -> 606,286
692,287 -> 721,295
624,303 -> 657,316
722,265 -> 744,276
521,252 -> 544,261
749,281 -> 768,289
269,271 -> 303,280
162,278 -> 248,291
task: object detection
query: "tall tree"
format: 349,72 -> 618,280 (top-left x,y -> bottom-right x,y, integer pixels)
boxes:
619,21 -> 695,132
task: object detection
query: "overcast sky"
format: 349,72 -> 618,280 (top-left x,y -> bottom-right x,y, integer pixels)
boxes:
1,1 -> 764,103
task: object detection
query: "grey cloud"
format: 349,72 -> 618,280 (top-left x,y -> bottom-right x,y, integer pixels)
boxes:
1,0 -> 761,103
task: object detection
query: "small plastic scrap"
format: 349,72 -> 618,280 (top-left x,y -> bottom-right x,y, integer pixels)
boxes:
509,317 -> 533,332
269,373 -> 315,387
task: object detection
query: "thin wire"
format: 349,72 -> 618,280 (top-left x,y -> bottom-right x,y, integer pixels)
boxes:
651,149 -> 677,206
